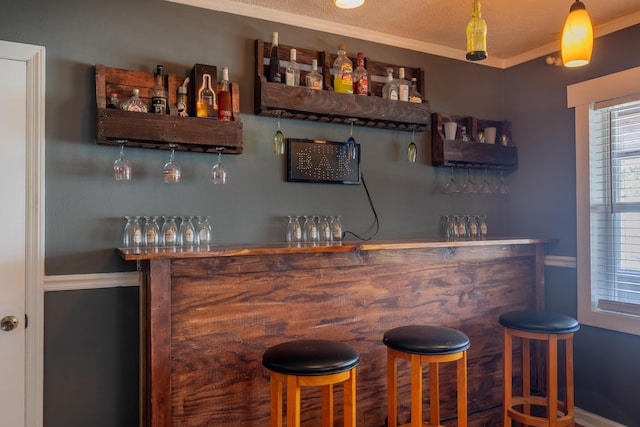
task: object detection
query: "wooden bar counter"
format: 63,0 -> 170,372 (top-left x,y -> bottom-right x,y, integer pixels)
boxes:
119,238 -> 551,427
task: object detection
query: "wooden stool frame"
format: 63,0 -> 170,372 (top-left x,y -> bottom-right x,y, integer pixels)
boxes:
502,327 -> 575,427
268,367 -> 357,427
387,347 -> 467,427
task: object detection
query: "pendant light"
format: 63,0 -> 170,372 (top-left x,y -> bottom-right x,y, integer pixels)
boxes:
466,0 -> 487,61
334,0 -> 364,9
561,0 -> 593,67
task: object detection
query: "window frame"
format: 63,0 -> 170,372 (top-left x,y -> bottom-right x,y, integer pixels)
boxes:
568,66 -> 640,336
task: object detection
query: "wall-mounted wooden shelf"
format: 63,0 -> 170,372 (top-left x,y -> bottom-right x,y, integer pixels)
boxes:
254,40 -> 431,132
431,113 -> 517,169
95,64 -> 243,154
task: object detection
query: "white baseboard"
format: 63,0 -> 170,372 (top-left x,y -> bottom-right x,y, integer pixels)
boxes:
44,271 -> 139,292
575,407 -> 628,427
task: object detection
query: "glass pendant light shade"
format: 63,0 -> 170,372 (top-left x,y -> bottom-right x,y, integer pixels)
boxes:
561,0 -> 593,67
466,0 -> 487,61
334,0 -> 364,9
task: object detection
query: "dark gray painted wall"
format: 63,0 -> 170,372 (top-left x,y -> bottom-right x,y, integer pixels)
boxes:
0,0 -> 638,424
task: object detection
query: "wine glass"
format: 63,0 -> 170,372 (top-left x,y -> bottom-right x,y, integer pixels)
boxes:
162,144 -> 181,183
445,167 -> 460,193
495,170 -> 508,194
346,119 -> 357,160
113,141 -> 132,181
211,147 -> 227,184
407,130 -> 417,163
479,168 -> 492,193
463,168 -> 476,193
274,110 -> 285,155
196,216 -> 212,246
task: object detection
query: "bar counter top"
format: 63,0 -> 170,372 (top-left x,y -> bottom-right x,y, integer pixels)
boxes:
118,236 -> 553,261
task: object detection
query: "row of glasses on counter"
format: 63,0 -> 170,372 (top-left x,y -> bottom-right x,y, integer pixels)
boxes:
441,215 -> 488,241
286,215 -> 343,244
122,215 -> 213,248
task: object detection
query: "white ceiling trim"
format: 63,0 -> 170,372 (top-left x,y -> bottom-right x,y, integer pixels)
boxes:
166,0 -> 640,69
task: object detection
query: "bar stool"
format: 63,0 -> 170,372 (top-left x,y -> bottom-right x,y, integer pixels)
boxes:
499,310 -> 580,427
383,325 -> 470,427
262,339 -> 360,427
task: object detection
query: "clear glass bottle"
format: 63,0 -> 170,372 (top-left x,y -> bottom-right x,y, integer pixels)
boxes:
466,0 -> 488,61
161,216 -> 178,246
217,67 -> 233,121
121,88 -> 148,113
151,65 -> 168,114
143,216 -> 160,247
179,216 -> 196,246
305,59 -> 322,90
122,216 -> 143,248
408,78 -> 422,103
285,48 -> 300,86
352,52 -> 368,95
330,215 -> 343,242
333,44 -> 353,94
317,216 -> 332,242
197,216 -> 212,246
397,67 -> 409,102
382,68 -> 398,100
196,73 -> 216,118
269,31 -> 282,83
302,215 -> 319,243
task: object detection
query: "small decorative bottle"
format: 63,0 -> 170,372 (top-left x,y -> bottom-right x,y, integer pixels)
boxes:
177,86 -> 188,117
217,67 -> 233,121
305,59 -> 322,90
196,73 -> 217,118
107,93 -> 120,109
121,88 -> 148,112
151,65 -> 168,114
352,52 -> 368,95
333,44 -> 353,94
397,67 -> 409,102
408,78 -> 422,103
285,48 -> 300,86
382,68 -> 398,100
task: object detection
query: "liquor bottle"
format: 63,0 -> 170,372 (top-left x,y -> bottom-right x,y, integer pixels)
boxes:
408,78 -> 422,103
305,59 -> 322,90
107,93 -> 120,109
196,73 -> 217,118
151,65 -> 168,114
382,68 -> 398,100
466,0 -> 487,61
333,44 -> 353,94
121,88 -> 148,112
177,86 -> 188,117
397,67 -> 409,102
352,52 -> 368,95
285,48 -> 300,86
217,67 -> 233,121
268,31 -> 282,83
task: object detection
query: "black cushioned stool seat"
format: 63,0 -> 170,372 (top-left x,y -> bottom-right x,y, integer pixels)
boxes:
499,310 -> 580,427
383,325 -> 470,427
262,339 -> 360,427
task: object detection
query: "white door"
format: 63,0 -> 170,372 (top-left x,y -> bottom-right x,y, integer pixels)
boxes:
0,41 -> 45,427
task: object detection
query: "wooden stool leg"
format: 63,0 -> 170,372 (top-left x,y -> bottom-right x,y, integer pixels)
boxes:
388,350 -> 398,427
270,373 -> 283,427
457,351 -> 468,427
321,383 -> 334,427
286,375 -> 301,427
344,367 -> 356,427
566,336 -> 575,426
548,335 -> 559,427
411,353 -> 423,427
503,328 -> 512,427
429,361 -> 440,427
522,337 -> 531,416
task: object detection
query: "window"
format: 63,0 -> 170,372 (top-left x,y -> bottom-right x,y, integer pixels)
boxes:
569,66 -> 640,336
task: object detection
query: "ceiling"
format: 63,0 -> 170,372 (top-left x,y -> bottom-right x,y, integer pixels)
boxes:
168,0 -> 640,68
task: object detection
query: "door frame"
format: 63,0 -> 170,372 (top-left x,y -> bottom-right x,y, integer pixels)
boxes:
1,40 -> 46,427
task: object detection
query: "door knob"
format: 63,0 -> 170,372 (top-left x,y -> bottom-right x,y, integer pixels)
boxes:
1,315 -> 18,332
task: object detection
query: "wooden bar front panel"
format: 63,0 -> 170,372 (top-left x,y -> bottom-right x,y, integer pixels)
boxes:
140,242 -> 544,426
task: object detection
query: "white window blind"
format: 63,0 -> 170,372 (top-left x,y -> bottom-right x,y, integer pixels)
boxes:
589,97 -> 640,316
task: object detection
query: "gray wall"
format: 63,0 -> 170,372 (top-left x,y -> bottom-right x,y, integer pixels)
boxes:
0,0 -> 638,425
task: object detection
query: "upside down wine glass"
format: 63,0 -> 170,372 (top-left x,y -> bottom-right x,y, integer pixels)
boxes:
211,147 -> 227,184
407,130 -> 417,163
162,144 -> 181,183
113,141 -> 132,181
273,111 -> 285,155
346,119 -> 357,160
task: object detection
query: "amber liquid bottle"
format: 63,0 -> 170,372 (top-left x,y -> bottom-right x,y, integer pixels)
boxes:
466,0 -> 487,61
217,67 -> 233,121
